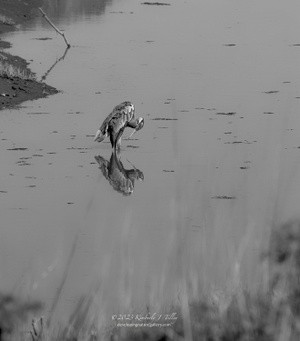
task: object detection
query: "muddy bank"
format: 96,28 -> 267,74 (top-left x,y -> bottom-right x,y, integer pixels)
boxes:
0,0 -> 58,110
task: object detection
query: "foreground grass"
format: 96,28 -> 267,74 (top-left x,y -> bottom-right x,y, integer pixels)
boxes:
1,220 -> 299,340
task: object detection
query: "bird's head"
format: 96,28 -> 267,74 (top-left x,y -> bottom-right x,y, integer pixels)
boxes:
136,117 -> 144,131
128,117 -> 144,138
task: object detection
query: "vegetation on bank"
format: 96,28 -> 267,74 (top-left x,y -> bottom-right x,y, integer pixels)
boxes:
0,50 -> 57,109
0,14 -> 15,26
0,1 -> 59,109
0,59 -> 36,81
0,220 -> 299,340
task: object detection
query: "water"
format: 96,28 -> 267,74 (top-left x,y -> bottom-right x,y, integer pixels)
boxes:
1,0 -> 300,328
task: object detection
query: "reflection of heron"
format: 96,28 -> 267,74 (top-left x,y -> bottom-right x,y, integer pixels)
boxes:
94,102 -> 144,150
95,152 -> 144,196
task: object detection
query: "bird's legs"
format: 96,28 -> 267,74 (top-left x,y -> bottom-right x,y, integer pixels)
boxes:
115,138 -> 122,151
109,127 -> 125,151
109,129 -> 115,148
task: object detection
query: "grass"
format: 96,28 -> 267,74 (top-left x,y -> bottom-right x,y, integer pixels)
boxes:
0,60 -> 36,81
0,14 -> 15,26
0,220 -> 299,340
0,293 -> 42,339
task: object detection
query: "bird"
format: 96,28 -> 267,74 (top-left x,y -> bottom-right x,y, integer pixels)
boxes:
94,101 -> 144,150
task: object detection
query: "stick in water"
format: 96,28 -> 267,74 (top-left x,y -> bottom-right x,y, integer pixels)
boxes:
38,8 -> 71,48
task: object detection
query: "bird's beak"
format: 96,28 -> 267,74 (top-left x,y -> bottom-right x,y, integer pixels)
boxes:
129,118 -> 144,138
137,118 -> 144,131
94,129 -> 101,141
129,129 -> 137,138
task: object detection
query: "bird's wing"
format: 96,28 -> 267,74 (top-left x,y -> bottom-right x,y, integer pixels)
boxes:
114,102 -> 135,122
99,110 -> 116,135
99,102 -> 134,134
109,111 -> 127,132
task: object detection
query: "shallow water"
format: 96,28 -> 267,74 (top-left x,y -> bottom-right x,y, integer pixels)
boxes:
1,0 -> 300,329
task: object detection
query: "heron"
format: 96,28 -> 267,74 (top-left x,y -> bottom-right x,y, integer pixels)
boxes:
94,101 -> 144,150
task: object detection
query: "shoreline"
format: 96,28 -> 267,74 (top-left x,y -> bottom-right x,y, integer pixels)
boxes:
0,0 -> 58,110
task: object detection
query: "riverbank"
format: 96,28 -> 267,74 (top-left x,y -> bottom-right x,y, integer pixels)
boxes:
0,0 -> 58,110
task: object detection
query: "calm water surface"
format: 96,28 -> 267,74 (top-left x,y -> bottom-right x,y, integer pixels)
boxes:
1,0 -> 300,328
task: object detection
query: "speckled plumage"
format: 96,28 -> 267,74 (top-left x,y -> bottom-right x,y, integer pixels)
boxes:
94,101 -> 144,150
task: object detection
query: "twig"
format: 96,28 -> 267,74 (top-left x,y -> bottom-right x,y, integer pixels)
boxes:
38,8 -> 71,48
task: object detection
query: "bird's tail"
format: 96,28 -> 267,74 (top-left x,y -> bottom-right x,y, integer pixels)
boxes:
94,129 -> 106,142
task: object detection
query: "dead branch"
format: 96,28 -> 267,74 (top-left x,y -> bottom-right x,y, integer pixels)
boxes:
38,8 -> 71,48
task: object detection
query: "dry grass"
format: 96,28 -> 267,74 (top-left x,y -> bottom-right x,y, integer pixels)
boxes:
0,14 -> 15,26
0,61 -> 36,81
0,293 -> 42,340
